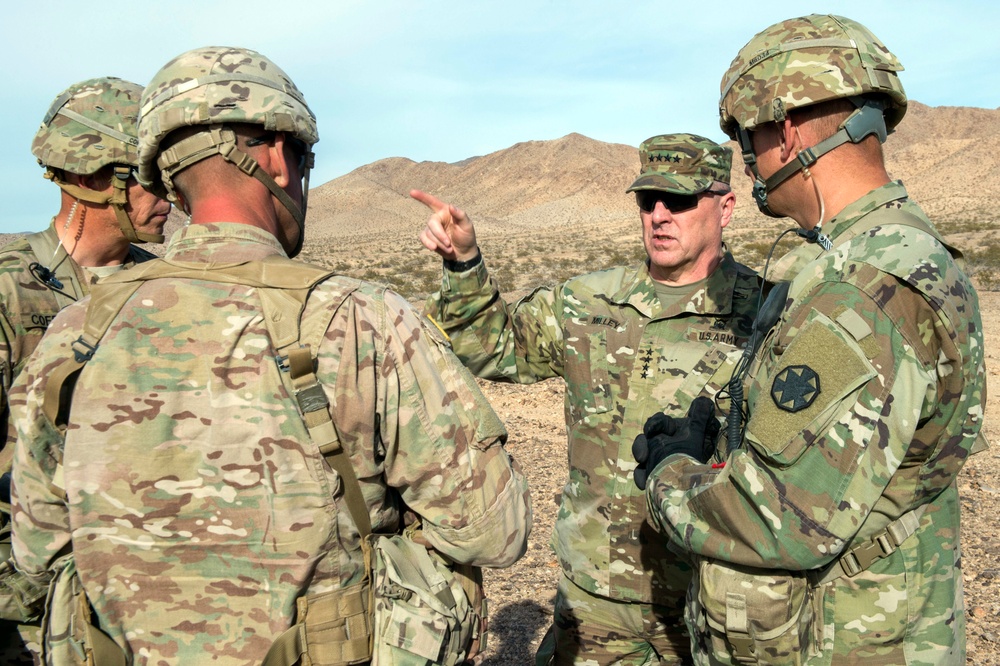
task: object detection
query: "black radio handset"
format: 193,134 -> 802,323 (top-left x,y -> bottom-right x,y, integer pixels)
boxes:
795,226 -> 832,250
29,262 -> 64,290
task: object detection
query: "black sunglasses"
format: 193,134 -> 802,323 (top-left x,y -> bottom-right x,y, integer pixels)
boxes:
635,188 -> 729,214
246,133 -> 310,172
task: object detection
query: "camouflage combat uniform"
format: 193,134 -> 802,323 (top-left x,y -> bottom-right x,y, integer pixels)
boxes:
10,223 -> 531,664
0,223 -> 153,664
426,250 -> 758,663
645,182 -> 985,664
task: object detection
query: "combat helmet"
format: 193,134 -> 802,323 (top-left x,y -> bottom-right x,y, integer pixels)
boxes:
32,77 -> 164,243
137,46 -> 317,256
718,14 -> 906,216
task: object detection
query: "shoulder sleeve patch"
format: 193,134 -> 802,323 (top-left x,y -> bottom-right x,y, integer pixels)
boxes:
747,311 -> 877,466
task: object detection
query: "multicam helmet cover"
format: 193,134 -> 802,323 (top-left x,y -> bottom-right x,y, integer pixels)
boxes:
32,77 -> 142,175
719,14 -> 906,217
31,77 -> 163,243
137,47 -> 316,257
719,14 -> 906,139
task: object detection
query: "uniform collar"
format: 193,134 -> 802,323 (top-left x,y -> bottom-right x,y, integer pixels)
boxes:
163,223 -> 288,264
769,181 -> 910,283
610,249 -> 740,319
821,180 -> 909,244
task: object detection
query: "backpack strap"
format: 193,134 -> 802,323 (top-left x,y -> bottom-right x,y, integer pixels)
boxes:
42,280 -> 144,427
255,280 -> 373,538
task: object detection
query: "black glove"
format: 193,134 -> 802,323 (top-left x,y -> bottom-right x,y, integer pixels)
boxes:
632,396 -> 721,490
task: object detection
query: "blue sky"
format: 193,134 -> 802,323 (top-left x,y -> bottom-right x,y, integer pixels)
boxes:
3,1 -> 997,234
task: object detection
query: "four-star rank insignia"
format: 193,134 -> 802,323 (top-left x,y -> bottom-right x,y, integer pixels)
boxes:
771,365 -> 820,413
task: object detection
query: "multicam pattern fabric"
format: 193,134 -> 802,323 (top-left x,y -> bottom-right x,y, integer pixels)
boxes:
0,223 -> 154,458
30,77 -> 143,175
10,223 -> 530,665
646,182 -> 985,664
2,226 -> 92,429
627,134 -> 732,194
0,223 -> 154,664
426,252 -> 758,606
137,46 -> 318,200
718,14 -> 907,138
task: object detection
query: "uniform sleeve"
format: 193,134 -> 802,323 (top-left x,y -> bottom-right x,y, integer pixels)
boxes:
0,315 -> 14,459
0,271 -> 21,445
645,276 -> 944,570
424,257 -> 565,383
9,316 -> 79,587
330,287 -> 532,568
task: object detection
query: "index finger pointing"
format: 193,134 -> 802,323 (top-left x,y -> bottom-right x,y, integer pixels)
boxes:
410,189 -> 447,213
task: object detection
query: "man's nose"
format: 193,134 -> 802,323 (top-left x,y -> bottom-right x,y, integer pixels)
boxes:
652,201 -> 673,223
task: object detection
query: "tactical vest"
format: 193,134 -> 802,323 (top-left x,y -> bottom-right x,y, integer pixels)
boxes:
40,255 -> 483,666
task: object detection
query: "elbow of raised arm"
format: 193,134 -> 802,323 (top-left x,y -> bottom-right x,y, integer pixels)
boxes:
423,464 -> 532,569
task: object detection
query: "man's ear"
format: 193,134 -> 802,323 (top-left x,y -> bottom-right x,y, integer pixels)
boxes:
779,117 -> 799,163
718,190 -> 736,229
270,132 -> 292,189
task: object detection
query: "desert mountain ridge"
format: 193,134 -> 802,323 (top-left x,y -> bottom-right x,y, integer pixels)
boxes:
301,101 -> 1000,244
4,101 -> 998,297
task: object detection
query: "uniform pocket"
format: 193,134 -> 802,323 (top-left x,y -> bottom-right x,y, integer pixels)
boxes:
564,329 -> 612,425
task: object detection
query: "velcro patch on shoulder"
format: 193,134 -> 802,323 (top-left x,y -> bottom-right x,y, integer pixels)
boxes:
747,312 -> 876,465
831,305 -> 880,359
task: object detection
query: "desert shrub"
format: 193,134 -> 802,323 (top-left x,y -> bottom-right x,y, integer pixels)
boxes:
966,242 -> 1000,291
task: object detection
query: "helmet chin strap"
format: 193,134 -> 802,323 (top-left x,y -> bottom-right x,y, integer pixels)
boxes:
45,167 -> 165,244
737,98 -> 888,218
157,125 -> 312,258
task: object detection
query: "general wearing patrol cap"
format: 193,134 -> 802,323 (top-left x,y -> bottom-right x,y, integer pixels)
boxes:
626,133 -> 732,194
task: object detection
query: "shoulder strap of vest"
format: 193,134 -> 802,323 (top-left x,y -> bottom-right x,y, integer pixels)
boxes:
257,275 -> 374,538
42,280 -> 144,427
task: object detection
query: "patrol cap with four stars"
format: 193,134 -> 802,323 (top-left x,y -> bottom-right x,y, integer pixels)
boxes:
626,133 -> 732,194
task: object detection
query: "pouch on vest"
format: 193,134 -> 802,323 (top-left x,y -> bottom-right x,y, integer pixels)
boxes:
41,557 -> 124,666
369,522 -> 485,666
689,559 -> 820,666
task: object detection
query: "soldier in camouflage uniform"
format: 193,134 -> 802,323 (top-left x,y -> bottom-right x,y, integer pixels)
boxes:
9,46 -> 530,664
641,15 -> 987,665
415,134 -> 760,665
0,76 -> 169,664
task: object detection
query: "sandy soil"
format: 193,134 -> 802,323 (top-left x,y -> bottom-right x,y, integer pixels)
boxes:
473,291 -> 1000,666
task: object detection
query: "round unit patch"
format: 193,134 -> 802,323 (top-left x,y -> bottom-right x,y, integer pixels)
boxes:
771,365 -> 820,413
